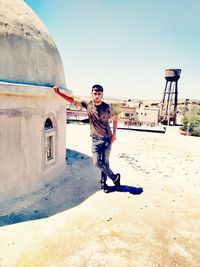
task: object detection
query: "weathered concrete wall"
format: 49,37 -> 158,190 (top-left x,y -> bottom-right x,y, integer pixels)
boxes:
0,0 -> 66,88
120,107 -> 159,124
0,84 -> 70,201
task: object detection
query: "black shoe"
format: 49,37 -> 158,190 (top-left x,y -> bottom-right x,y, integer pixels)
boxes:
100,183 -> 110,193
113,173 -> 121,191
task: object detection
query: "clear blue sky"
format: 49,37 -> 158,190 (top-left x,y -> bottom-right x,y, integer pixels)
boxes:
25,0 -> 200,100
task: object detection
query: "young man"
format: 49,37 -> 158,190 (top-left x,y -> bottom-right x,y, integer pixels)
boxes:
53,84 -> 121,193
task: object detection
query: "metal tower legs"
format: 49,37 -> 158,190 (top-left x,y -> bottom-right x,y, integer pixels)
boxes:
161,81 -> 178,125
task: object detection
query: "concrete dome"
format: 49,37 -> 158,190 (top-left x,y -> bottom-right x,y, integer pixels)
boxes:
0,0 -> 66,88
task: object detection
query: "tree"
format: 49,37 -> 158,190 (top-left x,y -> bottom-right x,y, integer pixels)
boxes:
110,103 -> 121,117
181,105 -> 200,137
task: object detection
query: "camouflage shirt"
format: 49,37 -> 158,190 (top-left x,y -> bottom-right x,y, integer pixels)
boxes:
81,100 -> 115,138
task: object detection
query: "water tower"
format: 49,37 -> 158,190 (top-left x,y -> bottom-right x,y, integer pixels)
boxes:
160,69 -> 181,125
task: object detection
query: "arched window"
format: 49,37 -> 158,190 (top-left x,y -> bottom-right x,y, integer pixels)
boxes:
45,118 -> 53,130
44,117 -> 56,164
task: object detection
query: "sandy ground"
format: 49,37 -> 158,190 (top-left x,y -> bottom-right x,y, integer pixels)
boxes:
0,124 -> 200,267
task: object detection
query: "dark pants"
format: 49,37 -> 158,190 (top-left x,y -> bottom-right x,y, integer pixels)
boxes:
92,136 -> 115,184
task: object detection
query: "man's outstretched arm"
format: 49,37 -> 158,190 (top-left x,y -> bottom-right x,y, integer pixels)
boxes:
53,86 -> 81,105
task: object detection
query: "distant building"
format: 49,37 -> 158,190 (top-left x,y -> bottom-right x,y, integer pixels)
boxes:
120,101 -> 160,125
0,0 -> 71,201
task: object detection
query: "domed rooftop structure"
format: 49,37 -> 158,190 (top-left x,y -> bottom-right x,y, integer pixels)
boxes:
0,0 -> 70,201
0,0 -> 66,88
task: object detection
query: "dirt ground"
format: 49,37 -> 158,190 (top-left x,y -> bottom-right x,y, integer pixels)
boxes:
0,124 -> 200,267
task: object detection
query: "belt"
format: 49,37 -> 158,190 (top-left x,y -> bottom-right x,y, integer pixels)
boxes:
92,136 -> 110,141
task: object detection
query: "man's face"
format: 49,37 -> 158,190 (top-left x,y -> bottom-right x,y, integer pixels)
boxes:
91,89 -> 103,105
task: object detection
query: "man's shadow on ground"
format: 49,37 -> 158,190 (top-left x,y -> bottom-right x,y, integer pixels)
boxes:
108,185 -> 143,194
0,149 -> 143,227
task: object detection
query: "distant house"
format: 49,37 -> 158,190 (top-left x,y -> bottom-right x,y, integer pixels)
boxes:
66,103 -> 88,123
66,109 -> 88,123
120,101 -> 160,125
